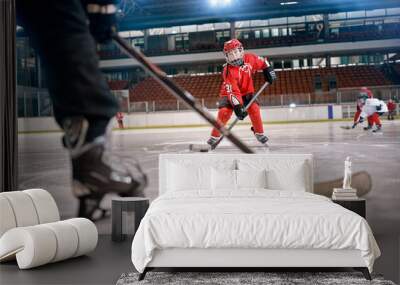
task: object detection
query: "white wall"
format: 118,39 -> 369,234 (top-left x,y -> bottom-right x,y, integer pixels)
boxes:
18,117 -> 60,132
18,105 -> 342,132
261,105 -> 341,122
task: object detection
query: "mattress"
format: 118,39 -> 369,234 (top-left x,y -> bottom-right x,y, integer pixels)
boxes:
131,190 -> 380,273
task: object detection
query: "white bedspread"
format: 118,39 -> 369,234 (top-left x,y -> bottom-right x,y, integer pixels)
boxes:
131,190 -> 380,273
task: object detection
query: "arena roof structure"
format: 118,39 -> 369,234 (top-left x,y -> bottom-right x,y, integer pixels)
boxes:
118,0 -> 400,30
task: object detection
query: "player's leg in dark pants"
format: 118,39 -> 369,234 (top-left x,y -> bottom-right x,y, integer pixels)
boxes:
16,0 -> 147,220
16,0 -> 118,140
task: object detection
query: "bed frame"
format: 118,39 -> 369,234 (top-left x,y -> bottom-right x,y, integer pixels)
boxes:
140,248 -> 371,280
137,154 -> 372,281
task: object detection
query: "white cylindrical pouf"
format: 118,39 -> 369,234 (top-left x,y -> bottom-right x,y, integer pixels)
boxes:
42,221 -> 79,263
23,189 -> 60,223
65,218 -> 98,257
0,195 -> 17,237
1,192 -> 39,227
0,226 -> 57,269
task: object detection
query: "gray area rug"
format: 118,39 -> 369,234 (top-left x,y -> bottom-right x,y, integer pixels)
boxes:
116,272 -> 396,285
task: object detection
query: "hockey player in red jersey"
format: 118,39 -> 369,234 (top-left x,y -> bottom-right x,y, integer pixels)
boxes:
387,99 -> 396,120
207,39 -> 276,146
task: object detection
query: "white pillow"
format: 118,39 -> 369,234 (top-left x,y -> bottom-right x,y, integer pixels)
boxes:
167,162 -> 211,192
236,169 -> 268,189
237,159 -> 307,192
266,165 -> 306,192
211,168 -> 237,191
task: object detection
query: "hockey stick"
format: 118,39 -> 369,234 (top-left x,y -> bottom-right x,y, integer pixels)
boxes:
112,35 -> 253,154
340,121 -> 358,130
190,81 -> 269,152
210,81 -> 270,150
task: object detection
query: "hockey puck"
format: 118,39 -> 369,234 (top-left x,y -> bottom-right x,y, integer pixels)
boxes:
189,143 -> 210,152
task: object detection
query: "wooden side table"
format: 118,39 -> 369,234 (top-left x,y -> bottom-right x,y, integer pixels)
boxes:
112,197 -> 149,242
332,198 -> 366,218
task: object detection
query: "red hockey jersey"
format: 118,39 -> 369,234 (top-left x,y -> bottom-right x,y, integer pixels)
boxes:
387,101 -> 396,111
220,53 -> 270,102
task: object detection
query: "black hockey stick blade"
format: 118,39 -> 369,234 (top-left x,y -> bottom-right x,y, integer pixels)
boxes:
340,125 -> 352,130
112,35 -> 253,154
211,81 -> 270,150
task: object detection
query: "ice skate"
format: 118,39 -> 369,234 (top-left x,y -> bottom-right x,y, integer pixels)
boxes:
255,133 -> 269,144
207,136 -> 220,147
63,117 -> 148,220
372,125 -> 382,133
251,127 -> 269,144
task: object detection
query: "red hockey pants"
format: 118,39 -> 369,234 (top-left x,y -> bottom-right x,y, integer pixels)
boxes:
211,102 -> 264,137
367,113 -> 381,127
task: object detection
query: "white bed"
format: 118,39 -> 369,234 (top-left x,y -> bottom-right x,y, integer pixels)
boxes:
131,154 -> 380,280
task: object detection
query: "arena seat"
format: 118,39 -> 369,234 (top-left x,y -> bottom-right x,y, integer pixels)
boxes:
127,65 -> 394,108
107,80 -> 129,90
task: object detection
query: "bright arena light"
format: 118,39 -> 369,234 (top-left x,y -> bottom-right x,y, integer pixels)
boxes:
289,103 -> 297,108
209,0 -> 232,7
280,1 -> 298,5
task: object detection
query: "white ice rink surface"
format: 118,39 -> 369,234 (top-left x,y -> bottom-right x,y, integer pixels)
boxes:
17,120 -> 400,282
18,120 -> 400,235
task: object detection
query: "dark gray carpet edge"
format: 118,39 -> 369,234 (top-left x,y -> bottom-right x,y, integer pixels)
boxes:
116,272 -> 397,285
